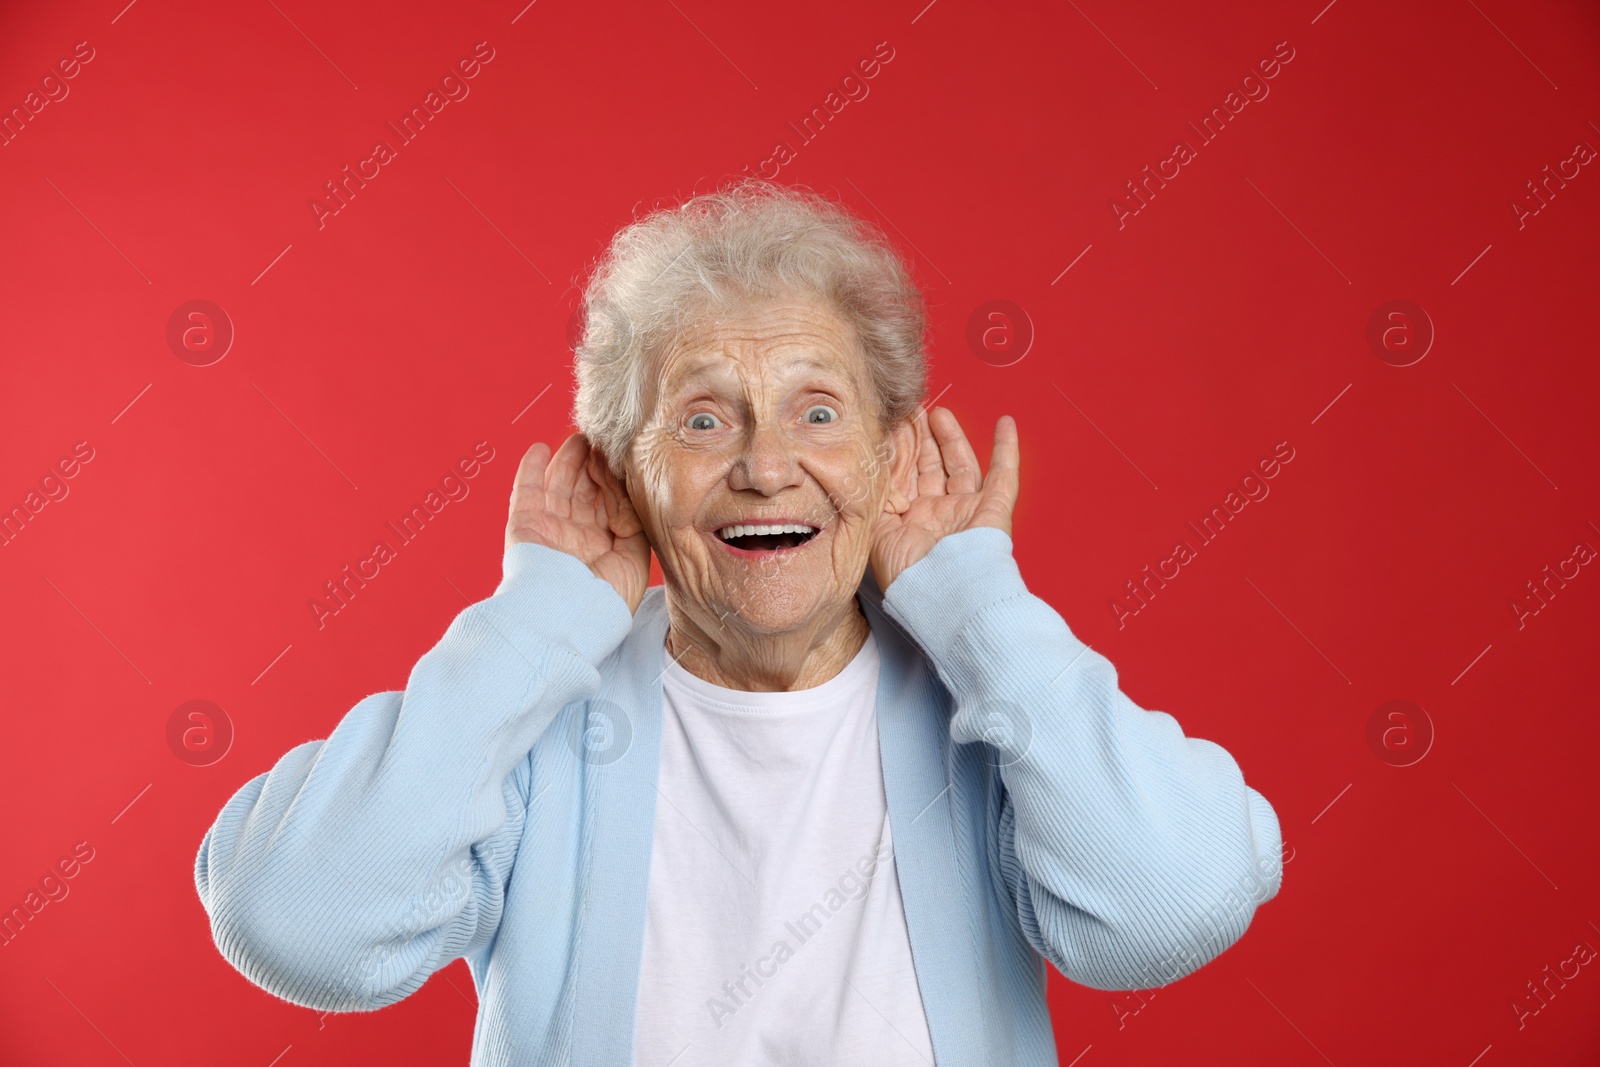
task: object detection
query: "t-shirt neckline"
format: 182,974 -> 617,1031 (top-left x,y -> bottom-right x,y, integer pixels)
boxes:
659,630 -> 880,712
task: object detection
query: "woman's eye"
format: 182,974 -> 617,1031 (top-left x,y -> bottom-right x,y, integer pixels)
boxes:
687,412 -> 721,431
804,405 -> 838,425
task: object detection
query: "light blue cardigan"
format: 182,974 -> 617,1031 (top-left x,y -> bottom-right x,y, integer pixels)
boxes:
196,527 -> 1283,1066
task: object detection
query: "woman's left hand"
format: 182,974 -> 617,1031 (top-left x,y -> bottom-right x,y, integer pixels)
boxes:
870,406 -> 1020,591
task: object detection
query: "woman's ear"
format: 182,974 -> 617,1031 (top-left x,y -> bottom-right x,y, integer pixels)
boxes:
585,437 -> 620,485
884,417 -> 918,515
587,441 -> 647,539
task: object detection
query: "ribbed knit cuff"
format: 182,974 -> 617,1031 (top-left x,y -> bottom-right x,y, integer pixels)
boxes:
881,526 -> 1032,665
493,541 -> 635,666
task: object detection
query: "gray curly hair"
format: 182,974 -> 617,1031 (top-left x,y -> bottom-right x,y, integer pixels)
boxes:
570,179 -> 928,475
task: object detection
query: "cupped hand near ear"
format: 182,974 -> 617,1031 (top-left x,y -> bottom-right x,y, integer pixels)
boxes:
869,407 -> 1019,591
506,433 -> 653,613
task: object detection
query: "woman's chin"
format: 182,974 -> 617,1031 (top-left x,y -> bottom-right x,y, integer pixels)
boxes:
715,588 -> 839,636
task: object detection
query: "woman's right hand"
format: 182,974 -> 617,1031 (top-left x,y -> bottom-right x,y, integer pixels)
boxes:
505,434 -> 652,613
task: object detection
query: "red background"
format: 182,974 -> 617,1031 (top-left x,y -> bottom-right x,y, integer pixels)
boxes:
3,0 -> 1598,1064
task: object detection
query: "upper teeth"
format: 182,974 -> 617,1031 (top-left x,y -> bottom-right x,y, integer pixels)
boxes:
718,523 -> 817,540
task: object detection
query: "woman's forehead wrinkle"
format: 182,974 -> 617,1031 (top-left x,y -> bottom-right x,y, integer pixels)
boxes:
648,304 -> 871,431
650,346 -> 731,417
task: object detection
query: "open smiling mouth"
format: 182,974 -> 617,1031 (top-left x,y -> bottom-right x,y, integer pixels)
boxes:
714,523 -> 821,553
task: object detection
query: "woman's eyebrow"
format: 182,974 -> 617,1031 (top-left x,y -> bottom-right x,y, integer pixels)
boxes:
665,352 -> 853,395
746,350 -> 861,390
663,354 -> 740,393
777,354 -> 848,379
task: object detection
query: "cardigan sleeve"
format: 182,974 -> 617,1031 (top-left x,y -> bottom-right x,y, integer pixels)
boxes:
194,541 -> 634,1011
880,527 -> 1283,991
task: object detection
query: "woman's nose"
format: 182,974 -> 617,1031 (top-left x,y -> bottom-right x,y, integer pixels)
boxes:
728,420 -> 802,496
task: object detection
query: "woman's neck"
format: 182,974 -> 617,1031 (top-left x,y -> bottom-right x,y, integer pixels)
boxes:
662,591 -> 871,692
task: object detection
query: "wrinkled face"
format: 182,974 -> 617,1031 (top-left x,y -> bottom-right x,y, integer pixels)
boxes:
622,297 -> 910,636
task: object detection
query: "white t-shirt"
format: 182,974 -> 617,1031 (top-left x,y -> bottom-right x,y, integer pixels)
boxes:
631,631 -> 936,1067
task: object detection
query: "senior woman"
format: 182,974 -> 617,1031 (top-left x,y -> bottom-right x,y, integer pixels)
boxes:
196,180 -> 1283,1067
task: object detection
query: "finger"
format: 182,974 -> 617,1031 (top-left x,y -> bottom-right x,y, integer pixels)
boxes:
913,407 -> 946,497
931,406 -> 982,495
544,433 -> 589,519
509,441 -> 553,515
981,415 -> 1021,514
